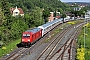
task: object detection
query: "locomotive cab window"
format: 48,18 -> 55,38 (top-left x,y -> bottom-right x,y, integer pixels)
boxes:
23,34 -> 30,38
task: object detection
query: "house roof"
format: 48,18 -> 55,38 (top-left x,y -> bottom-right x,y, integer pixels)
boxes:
10,7 -> 24,14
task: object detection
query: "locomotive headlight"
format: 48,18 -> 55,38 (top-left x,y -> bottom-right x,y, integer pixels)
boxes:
28,39 -> 30,42
22,39 -> 24,41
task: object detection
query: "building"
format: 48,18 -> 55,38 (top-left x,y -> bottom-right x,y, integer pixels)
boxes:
48,11 -> 61,22
74,7 -> 81,11
10,6 -> 24,16
48,12 -> 54,22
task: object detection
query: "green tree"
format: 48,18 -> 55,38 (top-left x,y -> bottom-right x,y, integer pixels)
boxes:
42,9 -> 50,23
61,13 -> 66,22
11,19 -> 28,39
1,0 -> 11,17
57,8 -> 63,14
24,14 -> 31,28
0,8 -> 5,25
1,0 -> 12,29
30,7 -> 44,27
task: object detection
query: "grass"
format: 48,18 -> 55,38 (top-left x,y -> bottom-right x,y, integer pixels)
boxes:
77,22 -> 90,60
0,39 -> 21,57
67,20 -> 83,25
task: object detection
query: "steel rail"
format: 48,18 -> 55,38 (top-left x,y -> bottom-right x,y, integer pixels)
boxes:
36,24 -> 76,60
49,23 -> 84,60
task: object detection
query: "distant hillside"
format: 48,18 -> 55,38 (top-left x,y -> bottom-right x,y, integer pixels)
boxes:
66,2 -> 90,6
7,0 -> 70,13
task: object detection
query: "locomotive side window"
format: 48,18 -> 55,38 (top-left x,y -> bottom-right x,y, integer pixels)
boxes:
23,34 -> 30,38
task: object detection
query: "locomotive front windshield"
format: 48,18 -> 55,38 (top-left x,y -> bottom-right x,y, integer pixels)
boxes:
23,34 -> 30,38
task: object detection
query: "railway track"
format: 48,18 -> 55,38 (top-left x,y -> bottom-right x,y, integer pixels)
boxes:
1,21 -> 84,60
35,22 -> 84,60
49,23 -> 84,60
4,48 -> 29,60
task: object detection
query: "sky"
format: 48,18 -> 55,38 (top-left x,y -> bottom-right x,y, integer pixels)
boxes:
60,0 -> 90,2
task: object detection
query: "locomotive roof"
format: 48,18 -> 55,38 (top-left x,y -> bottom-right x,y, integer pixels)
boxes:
25,28 -> 41,33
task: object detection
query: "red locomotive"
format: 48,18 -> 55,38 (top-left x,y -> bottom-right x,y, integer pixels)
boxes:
17,28 -> 42,47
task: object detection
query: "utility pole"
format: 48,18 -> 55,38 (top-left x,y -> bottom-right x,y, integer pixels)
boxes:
83,13 -> 86,60
84,16 -> 86,49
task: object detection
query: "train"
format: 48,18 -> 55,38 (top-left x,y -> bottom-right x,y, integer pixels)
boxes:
17,18 -> 74,47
